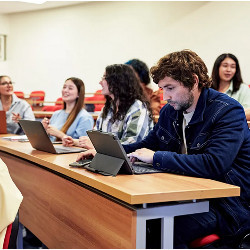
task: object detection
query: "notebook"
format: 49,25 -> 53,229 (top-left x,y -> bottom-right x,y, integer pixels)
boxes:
19,119 -> 85,154
0,110 -> 7,134
71,130 -> 164,176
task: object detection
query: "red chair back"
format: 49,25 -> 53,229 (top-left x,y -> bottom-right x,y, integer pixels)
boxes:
189,234 -> 220,248
14,91 -> 25,99
3,224 -> 13,249
85,90 -> 105,112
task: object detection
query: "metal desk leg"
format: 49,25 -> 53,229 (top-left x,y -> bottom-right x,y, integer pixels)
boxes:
161,216 -> 174,249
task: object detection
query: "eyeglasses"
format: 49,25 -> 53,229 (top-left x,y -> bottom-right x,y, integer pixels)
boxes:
0,81 -> 14,86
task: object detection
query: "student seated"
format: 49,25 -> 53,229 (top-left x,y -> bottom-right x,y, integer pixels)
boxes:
63,64 -> 153,148
77,50 -> 250,248
211,53 -> 250,120
0,75 -> 35,134
42,77 -> 94,141
125,59 -> 161,116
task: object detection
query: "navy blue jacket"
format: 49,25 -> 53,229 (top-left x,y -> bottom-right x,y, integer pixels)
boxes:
124,87 -> 250,239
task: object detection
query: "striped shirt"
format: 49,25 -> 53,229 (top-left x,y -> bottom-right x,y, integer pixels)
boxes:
95,100 -> 154,144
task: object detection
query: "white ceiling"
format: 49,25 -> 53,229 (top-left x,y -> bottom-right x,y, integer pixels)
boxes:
0,1 -> 86,14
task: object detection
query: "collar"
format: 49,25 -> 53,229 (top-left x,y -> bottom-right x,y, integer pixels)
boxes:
225,81 -> 233,95
11,94 -> 19,107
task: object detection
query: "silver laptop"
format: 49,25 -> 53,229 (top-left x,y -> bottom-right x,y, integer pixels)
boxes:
19,120 -> 85,154
72,130 -> 164,176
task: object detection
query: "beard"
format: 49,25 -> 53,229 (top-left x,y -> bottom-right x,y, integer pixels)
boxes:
168,92 -> 194,111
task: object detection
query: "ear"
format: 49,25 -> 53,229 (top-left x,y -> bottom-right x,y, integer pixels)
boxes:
193,74 -> 199,89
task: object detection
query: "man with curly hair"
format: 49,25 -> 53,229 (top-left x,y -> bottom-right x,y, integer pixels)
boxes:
124,50 -> 250,248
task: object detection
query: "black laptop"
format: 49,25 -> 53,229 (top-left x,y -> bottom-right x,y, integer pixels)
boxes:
19,120 -> 85,154
70,130 -> 164,176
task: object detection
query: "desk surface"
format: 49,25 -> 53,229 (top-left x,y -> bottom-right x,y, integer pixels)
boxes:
0,135 -> 239,205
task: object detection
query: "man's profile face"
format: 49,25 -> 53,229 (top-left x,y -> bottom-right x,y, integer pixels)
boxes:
158,76 -> 194,112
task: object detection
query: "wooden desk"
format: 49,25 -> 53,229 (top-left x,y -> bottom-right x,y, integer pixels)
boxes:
0,137 -> 240,248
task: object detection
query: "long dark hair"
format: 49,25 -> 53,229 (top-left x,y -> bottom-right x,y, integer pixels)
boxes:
211,53 -> 243,93
102,64 -> 152,122
61,77 -> 85,134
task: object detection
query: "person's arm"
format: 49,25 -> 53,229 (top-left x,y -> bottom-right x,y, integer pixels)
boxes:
22,103 -> 35,121
73,114 -> 94,138
152,104 -> 247,179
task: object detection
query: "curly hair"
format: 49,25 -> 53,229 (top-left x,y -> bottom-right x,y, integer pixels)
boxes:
125,59 -> 150,85
150,50 -> 212,90
61,77 -> 85,134
102,64 -> 152,122
211,53 -> 243,93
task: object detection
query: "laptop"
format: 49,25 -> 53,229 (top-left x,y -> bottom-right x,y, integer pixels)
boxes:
70,130 -> 164,176
19,120 -> 86,154
0,111 -> 7,134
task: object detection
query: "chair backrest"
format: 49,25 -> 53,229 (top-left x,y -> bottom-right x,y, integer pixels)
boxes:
29,91 -> 45,107
55,97 -> 63,105
3,212 -> 19,249
29,91 -> 45,101
85,90 -> 105,112
3,224 -> 12,249
14,91 -> 24,99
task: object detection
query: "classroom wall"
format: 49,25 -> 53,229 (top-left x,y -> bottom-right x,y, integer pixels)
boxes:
1,1 -> 250,101
0,14 -> 9,73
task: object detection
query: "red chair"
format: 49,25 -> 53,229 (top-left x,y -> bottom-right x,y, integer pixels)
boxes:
3,224 -> 13,249
3,212 -> 20,249
85,90 -> 105,112
42,97 -> 63,112
29,91 -> 45,106
189,234 -> 220,248
14,91 -> 24,99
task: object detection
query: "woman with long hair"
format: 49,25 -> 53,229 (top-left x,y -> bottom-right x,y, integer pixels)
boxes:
0,75 -> 35,134
42,77 -> 94,141
211,53 -> 250,120
63,64 -> 153,148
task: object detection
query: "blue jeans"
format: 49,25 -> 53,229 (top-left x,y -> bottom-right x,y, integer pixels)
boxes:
174,208 -> 218,248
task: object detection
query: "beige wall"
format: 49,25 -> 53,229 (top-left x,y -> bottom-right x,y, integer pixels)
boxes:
1,1 -> 250,101
0,14 -> 9,73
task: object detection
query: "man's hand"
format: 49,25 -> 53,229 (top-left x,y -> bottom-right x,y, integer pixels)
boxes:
127,148 -> 155,164
76,149 -> 97,161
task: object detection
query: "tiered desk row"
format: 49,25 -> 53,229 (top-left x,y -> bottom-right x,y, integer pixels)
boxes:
0,134 -> 240,249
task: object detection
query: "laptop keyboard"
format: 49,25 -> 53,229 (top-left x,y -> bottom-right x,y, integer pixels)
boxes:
132,162 -> 164,174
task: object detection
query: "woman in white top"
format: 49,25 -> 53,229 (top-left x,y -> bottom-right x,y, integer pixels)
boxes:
0,75 -> 35,134
211,53 -> 250,120
42,77 -> 94,141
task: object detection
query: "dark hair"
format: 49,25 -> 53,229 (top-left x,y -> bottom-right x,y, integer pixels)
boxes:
150,49 -> 212,90
125,59 -> 150,85
211,53 -> 243,93
102,64 -> 152,122
61,77 -> 85,134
